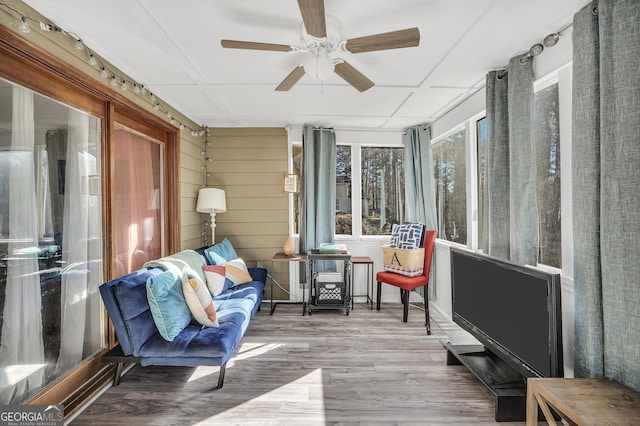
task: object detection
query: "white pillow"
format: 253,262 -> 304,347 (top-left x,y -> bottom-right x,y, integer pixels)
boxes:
182,267 -> 218,327
203,257 -> 253,296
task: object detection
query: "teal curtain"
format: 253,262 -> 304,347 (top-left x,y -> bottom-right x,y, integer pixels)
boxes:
572,0 -> 640,391
403,126 -> 437,231
403,126 -> 437,300
300,125 -> 336,256
507,55 -> 538,265
483,54 -> 538,265
484,71 -> 510,258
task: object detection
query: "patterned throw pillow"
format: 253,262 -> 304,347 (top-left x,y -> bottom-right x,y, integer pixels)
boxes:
389,222 -> 425,249
203,238 -> 238,265
181,267 -> 218,328
146,270 -> 192,341
203,258 -> 253,296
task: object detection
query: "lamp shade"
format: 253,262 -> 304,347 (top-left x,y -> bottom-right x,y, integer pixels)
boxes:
196,188 -> 226,214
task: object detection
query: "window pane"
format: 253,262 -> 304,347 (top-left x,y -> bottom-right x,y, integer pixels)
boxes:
0,78 -> 103,403
361,147 -> 405,235
292,144 -> 302,235
113,125 -> 164,276
336,145 -> 352,235
534,83 -> 561,268
477,117 -> 487,249
434,129 -> 467,244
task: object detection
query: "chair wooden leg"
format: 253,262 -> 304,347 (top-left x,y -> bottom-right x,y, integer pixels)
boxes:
376,281 -> 382,311
423,286 -> 431,335
402,289 -> 409,322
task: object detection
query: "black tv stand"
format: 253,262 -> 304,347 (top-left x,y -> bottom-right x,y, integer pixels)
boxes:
445,343 -> 528,422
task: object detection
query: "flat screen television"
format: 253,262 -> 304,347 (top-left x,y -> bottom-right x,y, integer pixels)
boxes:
450,248 -> 563,378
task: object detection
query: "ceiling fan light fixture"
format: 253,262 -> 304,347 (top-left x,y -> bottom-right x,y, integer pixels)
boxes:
304,50 -> 335,80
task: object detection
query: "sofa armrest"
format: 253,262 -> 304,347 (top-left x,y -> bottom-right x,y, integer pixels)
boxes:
248,267 -> 267,284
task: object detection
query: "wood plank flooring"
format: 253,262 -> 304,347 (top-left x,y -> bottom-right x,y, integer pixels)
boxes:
71,303 -> 530,425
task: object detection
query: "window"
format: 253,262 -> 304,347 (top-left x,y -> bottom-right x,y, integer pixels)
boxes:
361,146 -> 405,235
292,144 -> 302,235
433,129 -> 467,244
291,141 -> 404,237
0,77 -> 103,404
534,82 -> 561,268
113,124 -> 164,276
476,117 -> 487,249
336,145 -> 352,235
0,28 -> 179,410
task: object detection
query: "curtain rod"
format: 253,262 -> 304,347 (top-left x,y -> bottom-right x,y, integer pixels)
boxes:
496,20 -> 574,80
288,125 -> 406,133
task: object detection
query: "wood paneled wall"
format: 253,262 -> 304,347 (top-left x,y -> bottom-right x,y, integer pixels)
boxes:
207,128 -> 290,297
180,134 -> 207,250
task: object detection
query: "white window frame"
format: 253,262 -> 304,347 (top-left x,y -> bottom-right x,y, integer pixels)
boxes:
431,124 -> 470,249
287,126 -> 404,241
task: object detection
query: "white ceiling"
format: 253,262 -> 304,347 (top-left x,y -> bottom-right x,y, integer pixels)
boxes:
23,0 -> 586,130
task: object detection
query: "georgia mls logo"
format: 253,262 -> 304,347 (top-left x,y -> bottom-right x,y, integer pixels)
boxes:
0,404 -> 64,426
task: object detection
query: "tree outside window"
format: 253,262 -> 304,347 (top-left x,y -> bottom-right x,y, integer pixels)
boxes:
433,130 -> 467,244
534,83 -> 561,268
477,117 -> 487,249
335,145 -> 352,235
360,147 -> 404,235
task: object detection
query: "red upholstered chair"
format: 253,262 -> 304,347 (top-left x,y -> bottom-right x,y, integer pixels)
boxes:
376,230 -> 437,334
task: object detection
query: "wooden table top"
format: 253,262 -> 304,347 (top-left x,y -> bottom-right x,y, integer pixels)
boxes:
271,252 -> 306,262
528,378 -> 640,425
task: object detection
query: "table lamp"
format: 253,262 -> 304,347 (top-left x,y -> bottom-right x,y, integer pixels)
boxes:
196,188 -> 226,244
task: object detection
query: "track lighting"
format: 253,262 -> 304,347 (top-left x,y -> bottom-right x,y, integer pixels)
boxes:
75,39 -> 83,50
121,80 -> 128,90
101,67 -> 108,78
110,75 -> 117,86
88,53 -> 97,66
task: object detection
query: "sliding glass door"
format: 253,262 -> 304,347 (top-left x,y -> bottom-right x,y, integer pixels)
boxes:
112,124 -> 164,276
0,77 -> 104,404
0,22 -> 180,414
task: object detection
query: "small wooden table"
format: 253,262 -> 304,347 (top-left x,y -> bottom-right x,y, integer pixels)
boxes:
526,378 -> 640,425
269,253 -> 306,315
351,256 -> 374,309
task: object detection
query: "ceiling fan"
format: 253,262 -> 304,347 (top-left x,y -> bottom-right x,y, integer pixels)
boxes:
220,0 -> 420,92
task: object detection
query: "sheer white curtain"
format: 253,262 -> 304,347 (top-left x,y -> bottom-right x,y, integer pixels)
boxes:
56,109 -> 101,372
0,86 -> 45,404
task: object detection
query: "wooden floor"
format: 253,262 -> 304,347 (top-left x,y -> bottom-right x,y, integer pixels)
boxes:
71,302 -> 530,425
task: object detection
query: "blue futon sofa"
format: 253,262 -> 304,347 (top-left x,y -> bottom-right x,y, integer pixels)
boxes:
99,244 -> 266,389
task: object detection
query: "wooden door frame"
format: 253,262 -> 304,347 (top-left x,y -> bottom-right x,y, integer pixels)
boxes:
0,25 -> 180,418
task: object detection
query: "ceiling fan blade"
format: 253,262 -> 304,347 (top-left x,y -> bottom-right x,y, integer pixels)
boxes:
344,27 -> 420,53
334,61 -> 374,92
297,0 -> 326,39
275,65 -> 306,91
221,39 -> 293,52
